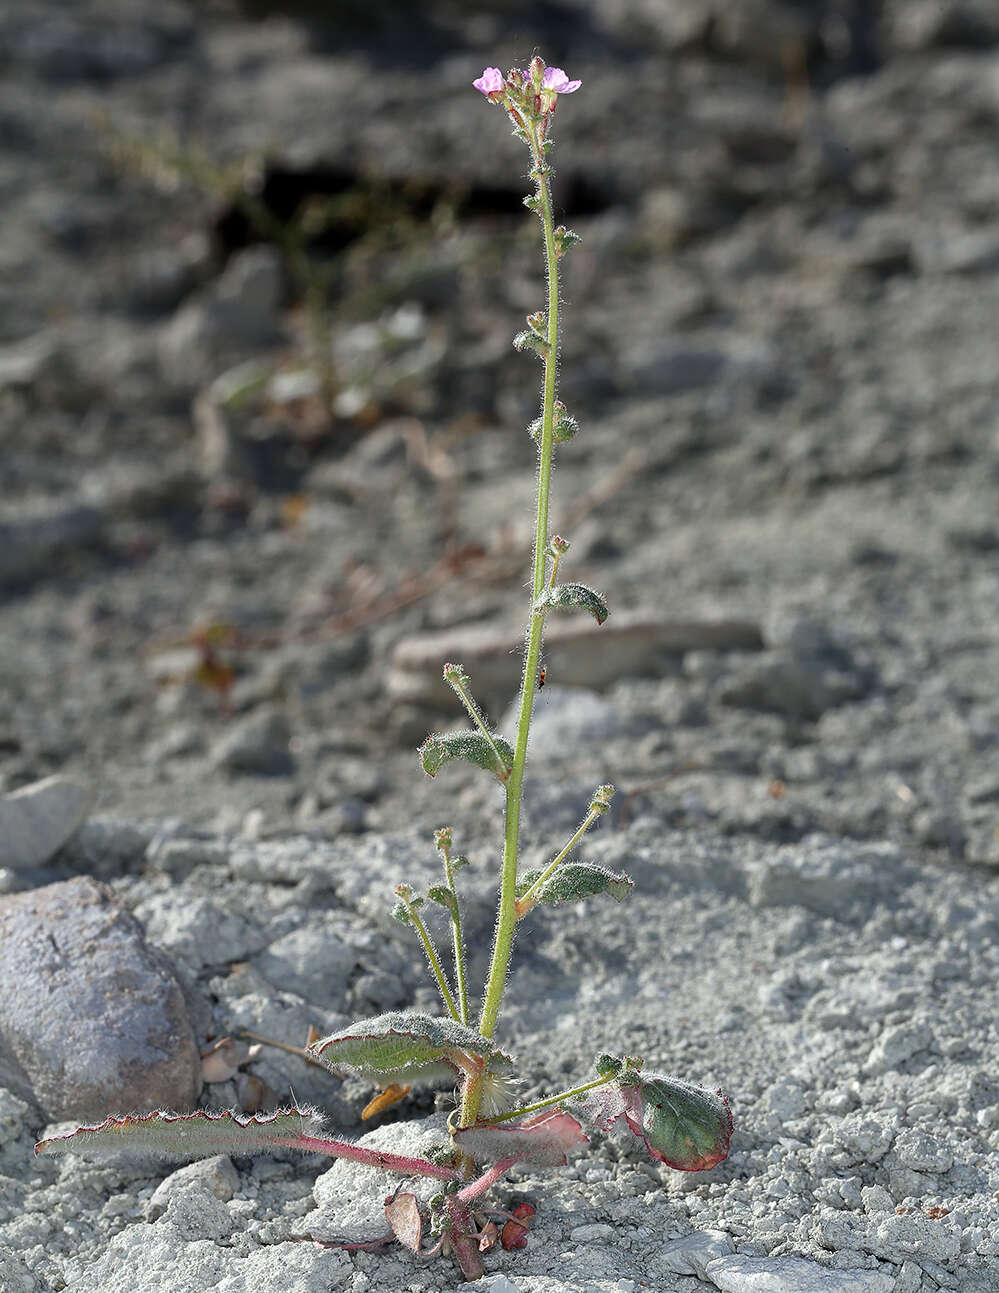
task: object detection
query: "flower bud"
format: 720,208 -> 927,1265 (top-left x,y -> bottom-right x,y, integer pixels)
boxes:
528,56 -> 545,90
434,826 -> 453,854
589,784 -> 615,814
443,662 -> 469,688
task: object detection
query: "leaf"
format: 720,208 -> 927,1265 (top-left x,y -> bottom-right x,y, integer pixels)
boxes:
309,1012 -> 513,1087
34,1106 -> 322,1160
384,1192 -> 423,1253
427,885 -> 458,918
451,1230 -> 485,1281
576,1072 -> 732,1172
501,1203 -> 535,1250
419,731 -> 514,781
522,863 -> 633,907
536,582 -> 608,625
452,1109 -> 588,1167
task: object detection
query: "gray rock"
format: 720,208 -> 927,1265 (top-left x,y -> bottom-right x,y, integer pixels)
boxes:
0,1250 -> 36,1293
831,1111 -> 897,1164
158,249 -> 283,393
864,1021 -> 935,1075
58,817 -> 153,879
704,1253 -> 893,1291
252,924 -> 357,1008
863,1210 -> 961,1264
893,1128 -> 954,1172
212,710 -> 295,776
388,612 -> 762,709
133,890 -> 268,970
0,877 -> 201,1120
158,1180 -> 236,1242
721,617 -> 872,720
0,774 -> 93,870
654,1228 -> 732,1278
748,836 -> 910,920
0,500 -> 105,587
622,340 -> 727,396
146,1155 -> 240,1220
306,1114 -> 451,1244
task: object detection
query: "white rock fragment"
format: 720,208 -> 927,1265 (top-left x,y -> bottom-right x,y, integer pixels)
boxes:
160,1180 -> 236,1242
307,1115 -> 451,1244
893,1128 -> 954,1172
864,1021 -> 934,1075
655,1228 -> 733,1278
0,1250 -> 36,1293
0,774 -> 93,870
146,1156 -> 240,1220
833,1111 -> 897,1163
704,1253 -> 893,1291
570,1222 -> 615,1241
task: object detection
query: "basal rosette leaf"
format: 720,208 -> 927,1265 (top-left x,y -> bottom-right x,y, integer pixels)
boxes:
452,1109 -> 588,1167
35,1106 -> 322,1159
419,731 -> 514,781
309,1012 -> 514,1087
535,582 -> 608,625
518,862 -> 633,907
576,1071 -> 732,1171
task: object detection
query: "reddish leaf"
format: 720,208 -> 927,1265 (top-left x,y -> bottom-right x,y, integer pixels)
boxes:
501,1203 -> 535,1251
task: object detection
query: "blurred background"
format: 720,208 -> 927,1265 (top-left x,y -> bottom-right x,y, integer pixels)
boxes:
1,0 -> 998,861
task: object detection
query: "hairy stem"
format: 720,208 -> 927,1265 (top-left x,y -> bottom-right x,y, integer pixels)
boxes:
444,851 -> 470,1026
514,807 -> 601,917
463,136 -> 560,1127
445,669 -> 508,783
284,1135 -> 458,1178
481,1072 -> 616,1125
403,899 -> 460,1022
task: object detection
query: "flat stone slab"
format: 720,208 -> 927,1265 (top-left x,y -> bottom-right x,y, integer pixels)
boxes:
388,611 -> 763,706
0,774 -> 94,870
0,877 -> 201,1120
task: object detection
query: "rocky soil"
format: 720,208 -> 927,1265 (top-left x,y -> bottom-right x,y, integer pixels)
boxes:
1,2 -> 998,1291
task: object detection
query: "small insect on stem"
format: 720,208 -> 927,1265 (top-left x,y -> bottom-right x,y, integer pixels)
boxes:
537,666 -> 546,690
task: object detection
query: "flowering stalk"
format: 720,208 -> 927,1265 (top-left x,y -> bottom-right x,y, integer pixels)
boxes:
37,61 -> 733,1286
461,60 -> 583,1128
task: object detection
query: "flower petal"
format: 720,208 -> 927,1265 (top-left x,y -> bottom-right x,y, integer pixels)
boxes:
541,67 -> 581,94
473,67 -> 505,95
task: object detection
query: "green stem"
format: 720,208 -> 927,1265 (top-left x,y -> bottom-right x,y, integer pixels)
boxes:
515,808 -> 600,916
461,137 -> 560,1129
405,901 -> 460,1022
446,671 -> 509,783
444,853 -> 470,1026
482,1071 -> 615,1125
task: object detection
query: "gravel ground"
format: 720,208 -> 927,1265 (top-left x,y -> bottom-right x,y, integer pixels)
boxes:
1,2 -> 998,1290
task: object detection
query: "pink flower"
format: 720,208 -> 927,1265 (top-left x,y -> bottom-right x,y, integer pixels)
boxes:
541,66 -> 581,94
473,67 -> 505,96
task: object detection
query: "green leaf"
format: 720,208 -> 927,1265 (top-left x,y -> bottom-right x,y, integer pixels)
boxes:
34,1107 -> 321,1160
536,582 -> 609,625
391,896 -> 424,925
419,731 -> 513,781
512,330 -> 550,360
427,885 -> 458,918
532,863 -> 632,906
576,1072 -> 732,1172
309,1012 -> 513,1087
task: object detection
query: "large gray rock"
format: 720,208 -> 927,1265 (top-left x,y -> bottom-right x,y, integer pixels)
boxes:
0,775 -> 93,870
0,878 -> 201,1120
